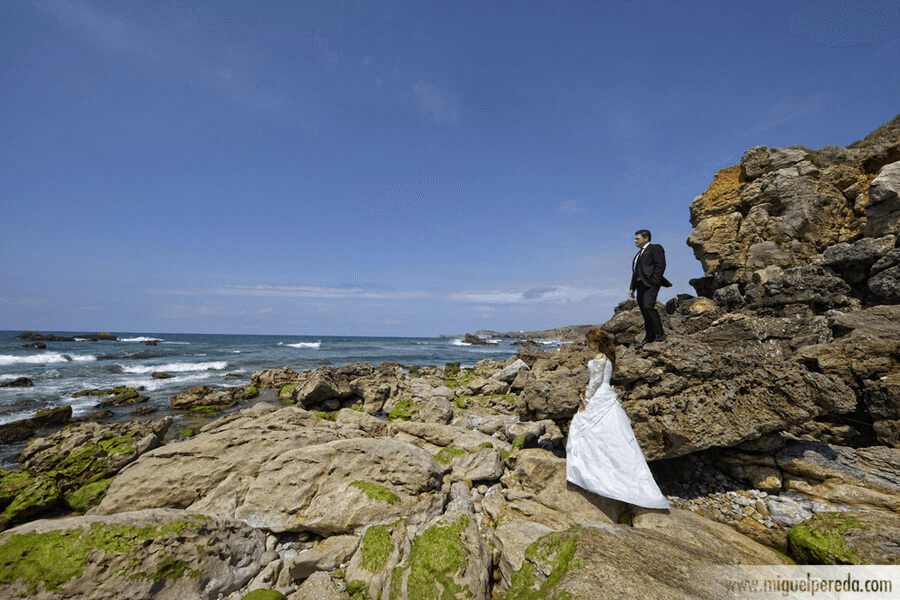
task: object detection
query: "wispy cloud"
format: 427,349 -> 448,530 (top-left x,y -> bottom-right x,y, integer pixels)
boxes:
36,0 -> 284,111
39,0 -> 158,58
751,93 -> 829,134
154,283 -> 614,305
558,199 -> 584,215
156,284 -> 430,301
447,285 -> 611,305
413,81 -> 458,123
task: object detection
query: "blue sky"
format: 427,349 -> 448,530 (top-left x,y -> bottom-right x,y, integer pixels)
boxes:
2,1 -> 899,337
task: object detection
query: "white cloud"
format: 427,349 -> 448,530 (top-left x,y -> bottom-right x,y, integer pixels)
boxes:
447,285 -> 611,305
154,282 -> 615,306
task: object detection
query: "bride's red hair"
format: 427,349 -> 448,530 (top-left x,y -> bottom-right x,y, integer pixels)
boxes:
586,328 -> 616,370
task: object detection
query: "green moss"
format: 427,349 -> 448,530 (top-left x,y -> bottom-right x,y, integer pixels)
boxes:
0,470 -> 36,506
313,410 -> 336,421
512,436 -> 526,448
347,579 -> 370,599
0,474 -> 61,525
454,397 -> 465,409
0,516 -> 210,594
390,516 -> 471,600
788,513 -> 866,565
241,589 -> 287,600
190,405 -> 221,416
434,447 -> 467,465
66,477 -> 114,512
279,384 -> 296,397
350,481 -> 400,505
128,556 -> 198,582
361,524 -> 393,573
241,386 -> 259,398
478,442 -> 494,450
178,428 -> 198,437
388,398 -> 420,421
500,451 -> 511,461
110,388 -> 139,403
499,530 -> 581,600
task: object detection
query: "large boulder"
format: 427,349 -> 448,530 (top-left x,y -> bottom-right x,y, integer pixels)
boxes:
228,437 -> 446,535
495,510 -> 788,600
0,509 -> 265,600
865,161 -> 900,237
91,404 -> 341,515
614,336 -> 856,460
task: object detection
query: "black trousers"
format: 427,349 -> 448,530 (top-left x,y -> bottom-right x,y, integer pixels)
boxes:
636,282 -> 664,341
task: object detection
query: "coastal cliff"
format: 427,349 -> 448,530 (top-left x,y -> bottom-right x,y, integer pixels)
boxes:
1,115 -> 899,599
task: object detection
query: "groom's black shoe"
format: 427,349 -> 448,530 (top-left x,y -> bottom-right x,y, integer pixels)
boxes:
654,335 -> 667,343
635,338 -> 652,348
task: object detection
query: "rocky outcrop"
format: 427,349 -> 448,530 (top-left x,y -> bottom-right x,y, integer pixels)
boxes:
0,377 -> 33,388
16,332 -> 118,342
688,116 -> 900,296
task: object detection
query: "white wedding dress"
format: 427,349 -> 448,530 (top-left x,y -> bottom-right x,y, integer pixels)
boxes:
565,355 -> 669,509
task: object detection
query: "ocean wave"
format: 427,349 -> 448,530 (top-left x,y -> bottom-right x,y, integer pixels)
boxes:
119,337 -> 164,343
449,338 -> 501,347
287,342 -> 321,349
0,352 -> 98,366
119,361 -> 228,374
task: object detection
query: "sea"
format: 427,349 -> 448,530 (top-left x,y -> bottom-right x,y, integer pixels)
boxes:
0,331 -> 560,429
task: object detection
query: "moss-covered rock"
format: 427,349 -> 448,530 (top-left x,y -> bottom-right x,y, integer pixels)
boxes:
360,524 -> 393,573
389,515 -> 489,600
236,385 -> 260,401
0,510 -> 264,599
787,511 -> 900,565
0,472 -> 62,530
788,513 -> 865,564
241,590 -> 286,600
350,481 -> 400,505
435,446 -> 467,465
387,398 -> 422,421
498,529 -> 581,600
67,477 -> 115,513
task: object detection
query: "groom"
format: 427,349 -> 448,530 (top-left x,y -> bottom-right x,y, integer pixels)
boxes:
629,229 -> 671,348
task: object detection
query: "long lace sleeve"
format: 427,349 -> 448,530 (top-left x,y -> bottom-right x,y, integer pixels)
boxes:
584,356 -> 608,400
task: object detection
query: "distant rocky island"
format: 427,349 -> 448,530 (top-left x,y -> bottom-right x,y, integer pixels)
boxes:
1,115 -> 899,599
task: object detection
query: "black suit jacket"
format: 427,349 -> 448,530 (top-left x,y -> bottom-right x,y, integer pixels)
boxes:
630,243 -> 672,290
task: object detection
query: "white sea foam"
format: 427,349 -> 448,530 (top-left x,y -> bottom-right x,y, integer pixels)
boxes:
287,342 -> 321,349
119,337 -> 163,343
0,352 -> 98,366
449,338 -> 502,347
119,361 -> 228,374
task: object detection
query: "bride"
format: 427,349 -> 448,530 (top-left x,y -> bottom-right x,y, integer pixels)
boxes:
566,328 -> 669,510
